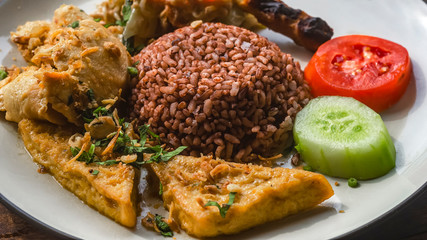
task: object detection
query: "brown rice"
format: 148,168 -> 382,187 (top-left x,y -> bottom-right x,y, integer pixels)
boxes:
130,22 -> 311,161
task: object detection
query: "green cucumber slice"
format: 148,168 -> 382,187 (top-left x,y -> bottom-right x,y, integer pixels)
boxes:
293,96 -> 396,180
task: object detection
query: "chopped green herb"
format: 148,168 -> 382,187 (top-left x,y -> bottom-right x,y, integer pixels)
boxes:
70,21 -> 79,29
96,160 -> 121,166
123,37 -> 144,56
303,165 -> 313,172
119,118 -> 126,127
86,88 -> 95,102
92,106 -> 109,117
122,0 -> 133,22
127,66 -> 138,77
154,214 -> 173,237
159,146 -> 186,162
69,120 -> 186,169
104,23 -> 114,28
159,182 -> 163,196
0,69 -> 8,80
70,146 -> 80,156
70,144 -> 96,164
348,178 -> 358,188
91,169 -> 99,175
82,106 -> 111,123
205,192 -> 237,218
133,60 -> 140,66
115,20 -> 126,27
95,138 -> 109,147
93,18 -> 101,22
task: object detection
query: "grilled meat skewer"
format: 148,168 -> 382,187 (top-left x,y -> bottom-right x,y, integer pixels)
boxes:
237,0 -> 333,51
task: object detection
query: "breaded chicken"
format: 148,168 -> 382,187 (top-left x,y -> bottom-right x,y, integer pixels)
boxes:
150,155 -> 334,237
1,5 -> 130,126
19,119 -> 137,227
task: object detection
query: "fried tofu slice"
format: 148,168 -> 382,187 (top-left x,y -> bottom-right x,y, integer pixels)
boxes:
18,119 -> 137,227
150,155 -> 334,237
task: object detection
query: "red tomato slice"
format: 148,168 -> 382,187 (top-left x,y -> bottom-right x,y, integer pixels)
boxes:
304,35 -> 411,112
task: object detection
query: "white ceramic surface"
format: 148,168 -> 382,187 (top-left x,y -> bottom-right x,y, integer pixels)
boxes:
0,0 -> 426,239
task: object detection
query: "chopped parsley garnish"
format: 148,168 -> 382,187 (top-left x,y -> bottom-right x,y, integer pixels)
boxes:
205,192 -> 237,218
70,144 -> 96,164
159,182 -> 163,196
93,18 -> 101,22
0,69 -> 8,80
303,165 -> 313,172
96,160 -> 121,166
82,106 -> 111,123
116,0 -> 133,26
123,37 -> 144,56
91,169 -> 99,175
69,123 -> 186,168
115,124 -> 186,165
70,21 -> 79,29
127,66 -> 138,77
123,0 -> 133,22
154,214 -> 173,237
104,23 -> 113,28
86,88 -> 95,102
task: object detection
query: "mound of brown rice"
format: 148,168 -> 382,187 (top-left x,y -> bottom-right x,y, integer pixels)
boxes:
130,22 -> 311,161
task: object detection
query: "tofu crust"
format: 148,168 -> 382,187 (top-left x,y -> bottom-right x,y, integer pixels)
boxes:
18,119 -> 137,227
150,155 -> 334,237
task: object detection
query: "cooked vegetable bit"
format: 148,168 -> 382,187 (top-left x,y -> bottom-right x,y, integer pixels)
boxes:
205,192 -> 237,218
116,0 -> 132,26
303,165 -> 313,172
70,21 -> 79,28
154,214 -> 173,237
0,69 -> 8,80
69,117 -> 186,167
348,178 -> 358,188
127,66 -> 138,76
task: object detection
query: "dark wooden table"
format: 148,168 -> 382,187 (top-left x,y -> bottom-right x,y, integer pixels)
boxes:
1,184 -> 426,240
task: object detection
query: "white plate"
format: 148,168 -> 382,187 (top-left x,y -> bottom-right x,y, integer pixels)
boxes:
1,0 -> 426,239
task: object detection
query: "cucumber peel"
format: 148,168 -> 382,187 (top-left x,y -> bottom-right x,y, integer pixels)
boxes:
293,96 -> 396,180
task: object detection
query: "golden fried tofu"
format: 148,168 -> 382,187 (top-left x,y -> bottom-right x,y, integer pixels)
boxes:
18,119 -> 137,227
150,155 -> 334,237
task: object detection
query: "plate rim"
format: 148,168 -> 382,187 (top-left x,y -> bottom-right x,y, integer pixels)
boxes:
1,182 -> 426,239
0,0 -> 426,239
0,193 -> 78,240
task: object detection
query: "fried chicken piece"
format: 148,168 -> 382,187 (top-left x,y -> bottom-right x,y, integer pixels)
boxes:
1,5 -> 130,126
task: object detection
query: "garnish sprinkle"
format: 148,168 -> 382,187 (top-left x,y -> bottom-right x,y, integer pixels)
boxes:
127,66 -> 138,77
116,0 -> 132,26
205,192 -> 237,218
69,122 -> 186,167
159,182 -> 163,196
70,144 -> 96,164
70,21 -> 79,29
0,69 -> 8,80
154,214 -> 173,237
